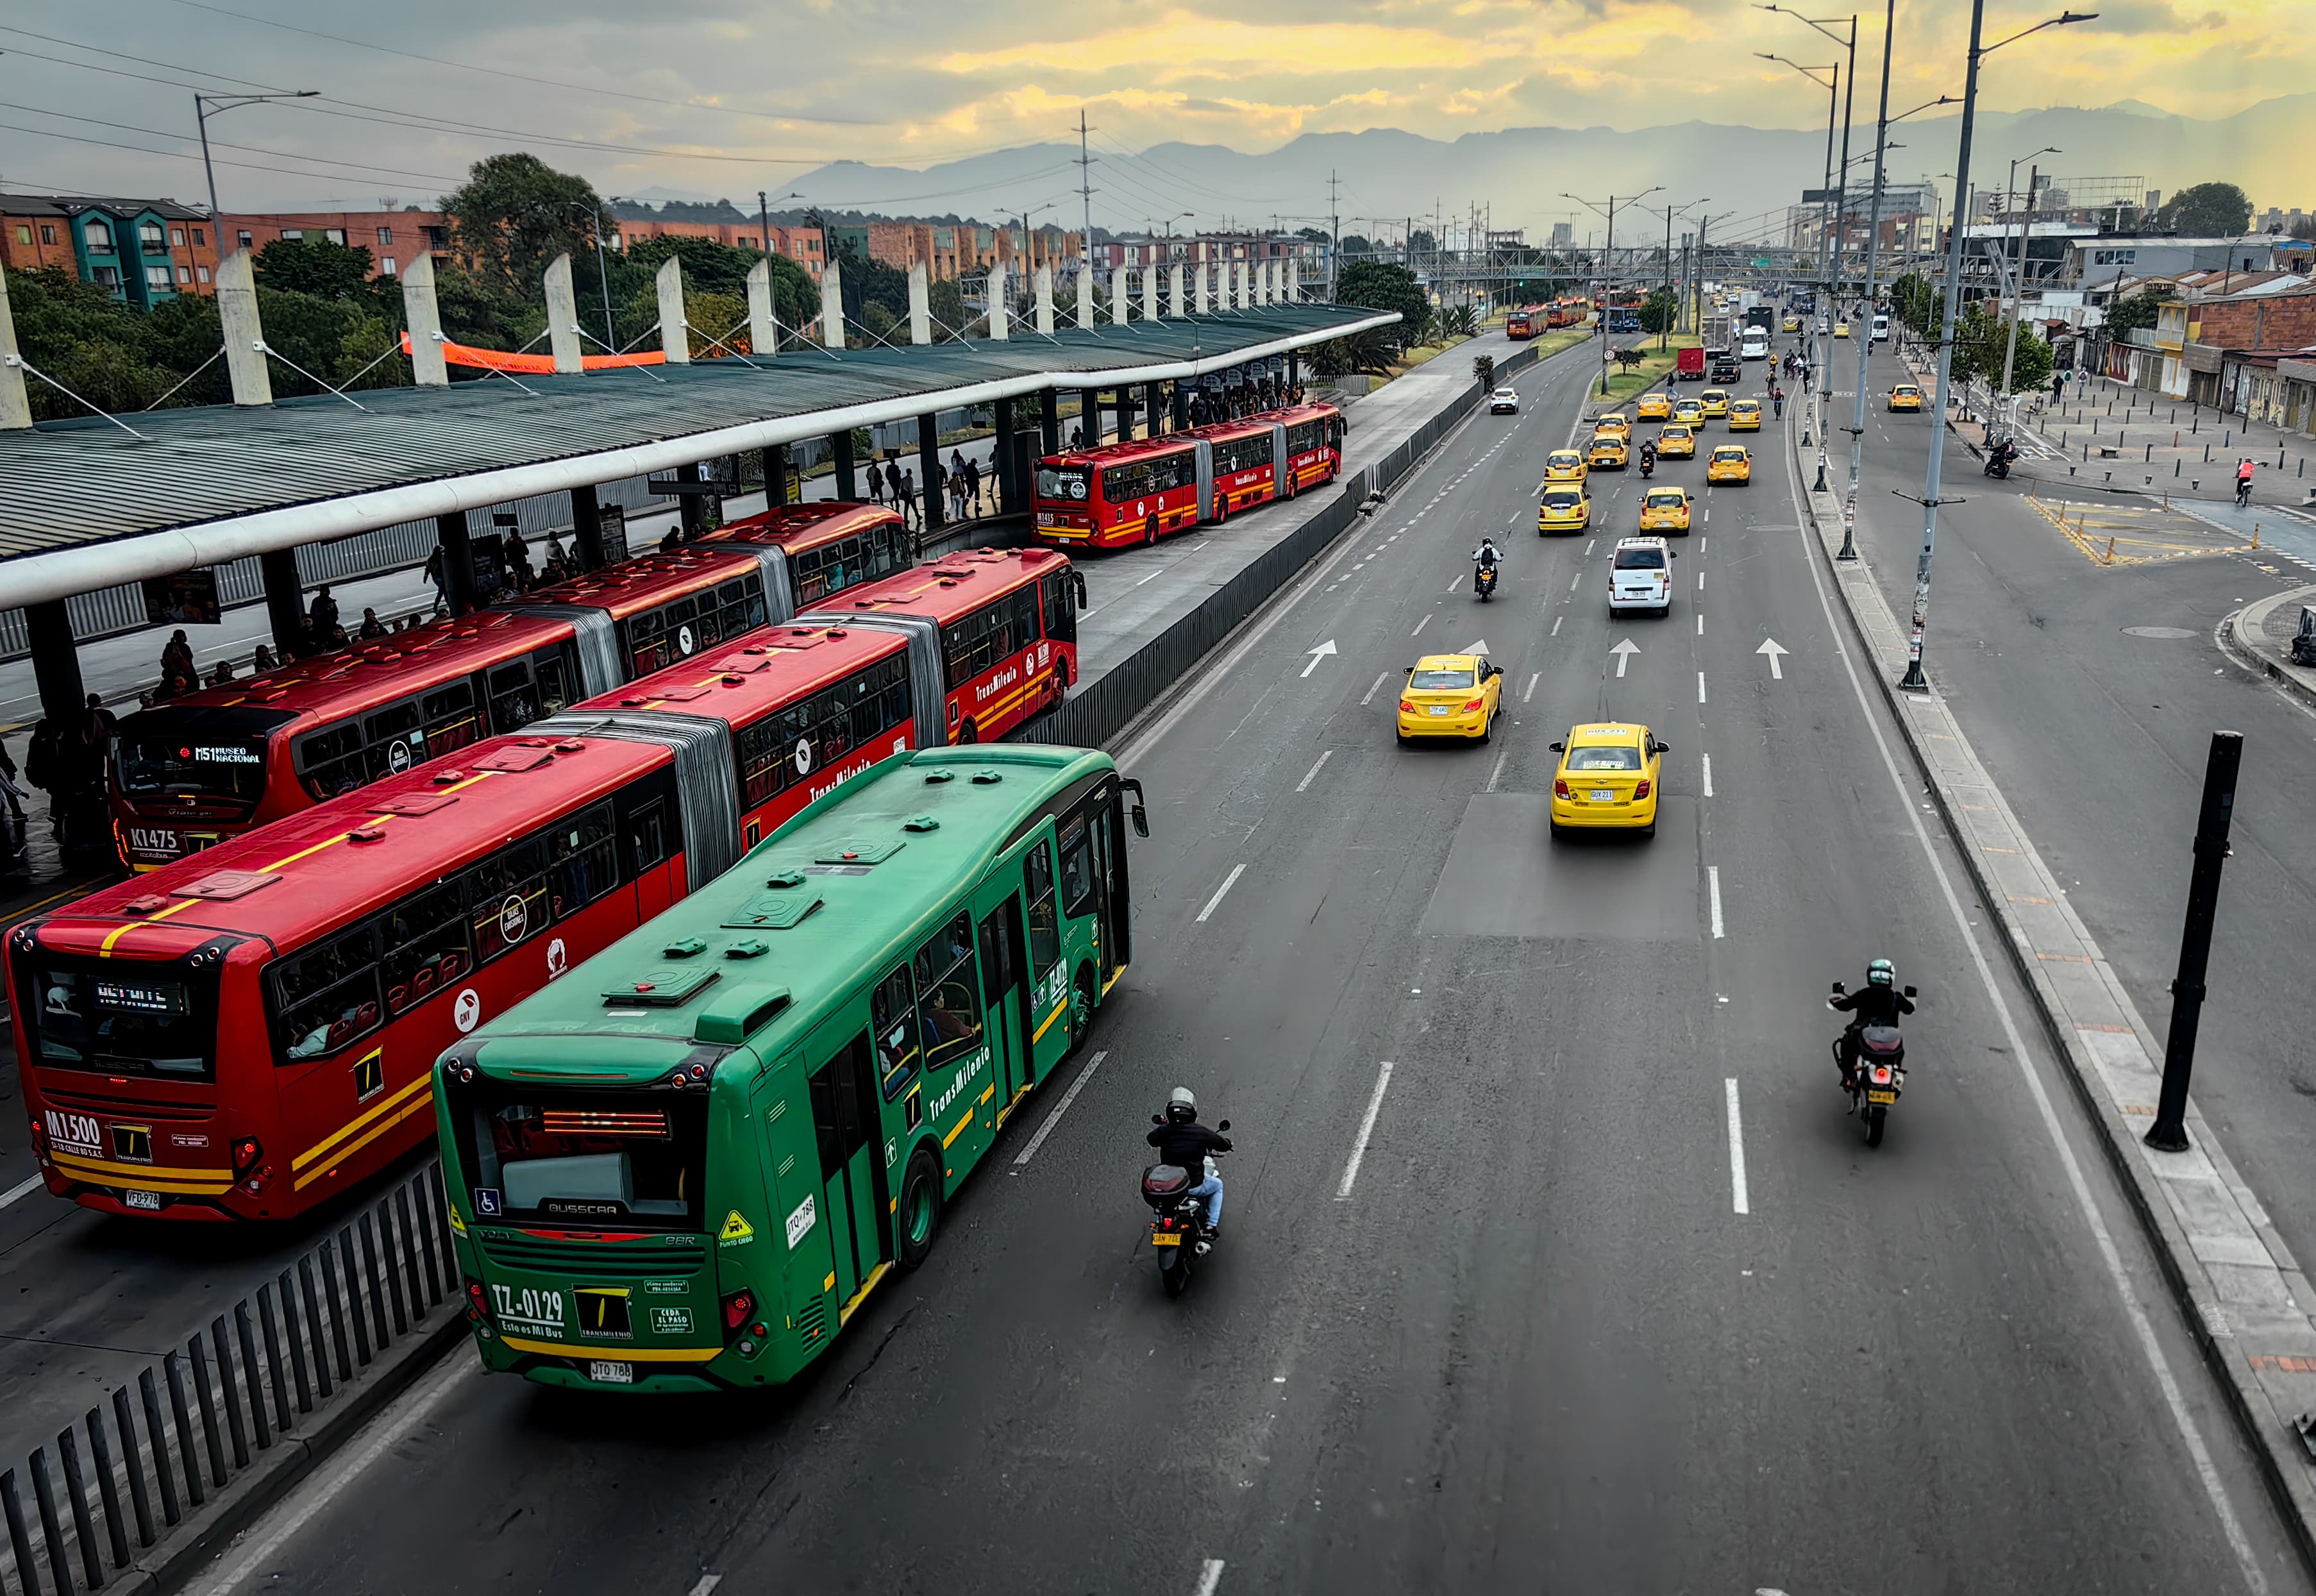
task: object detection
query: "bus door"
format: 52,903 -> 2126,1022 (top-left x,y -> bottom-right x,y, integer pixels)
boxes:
977,895 -> 1033,1096
1055,801 -> 1122,996
1022,837 -> 1070,1072
803,1032 -> 889,1309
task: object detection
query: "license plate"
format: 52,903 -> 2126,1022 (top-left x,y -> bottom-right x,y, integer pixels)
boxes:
1150,1231 -> 1182,1247
1590,789 -> 1615,803
1427,705 -> 1454,716
122,1189 -> 161,1211
587,1361 -> 634,1384
1866,1089 -> 1897,1105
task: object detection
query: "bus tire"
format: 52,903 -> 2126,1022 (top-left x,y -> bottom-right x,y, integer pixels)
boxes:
1144,516 -> 1159,547
958,719 -> 979,745
896,1146 -> 943,1270
1066,965 -> 1097,1057
1212,492 -> 1227,526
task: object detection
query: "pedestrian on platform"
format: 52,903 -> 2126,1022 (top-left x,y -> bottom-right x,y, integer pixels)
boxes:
0,735 -> 26,822
885,458 -> 904,508
899,468 -> 919,530
308,585 -> 339,649
866,458 -> 886,506
358,607 -> 387,640
423,546 -> 448,616
252,644 -> 276,672
210,658 -> 237,686
966,455 -> 984,516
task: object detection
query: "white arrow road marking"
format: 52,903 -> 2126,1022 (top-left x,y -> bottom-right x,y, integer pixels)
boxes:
1610,637 -> 1640,678
1457,639 -> 1490,657
1302,640 -> 1338,678
1757,637 -> 1788,680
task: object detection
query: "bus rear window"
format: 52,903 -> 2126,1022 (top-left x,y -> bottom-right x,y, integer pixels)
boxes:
1036,464 -> 1091,502
18,954 -> 221,1079
446,1079 -> 712,1231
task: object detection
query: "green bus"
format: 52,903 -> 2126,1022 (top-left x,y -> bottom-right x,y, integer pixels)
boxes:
434,744 -> 1147,1390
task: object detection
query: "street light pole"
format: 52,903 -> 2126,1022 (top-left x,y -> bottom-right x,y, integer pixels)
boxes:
1998,147 -> 2059,423
1563,186 -> 1661,394
193,90 -> 319,223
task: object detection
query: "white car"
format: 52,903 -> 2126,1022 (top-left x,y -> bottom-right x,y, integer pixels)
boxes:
1816,318 -> 1831,335
1489,387 -> 1520,415
1609,537 -> 1675,616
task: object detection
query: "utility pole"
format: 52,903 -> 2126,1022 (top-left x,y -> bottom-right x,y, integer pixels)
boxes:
1999,159 -> 2054,420
2145,730 -> 2244,1154
1329,169 -> 1342,302
1843,0 -> 1897,562
1077,109 -> 1096,288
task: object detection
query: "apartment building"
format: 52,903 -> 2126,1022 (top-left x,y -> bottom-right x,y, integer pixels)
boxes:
1,194 -> 219,307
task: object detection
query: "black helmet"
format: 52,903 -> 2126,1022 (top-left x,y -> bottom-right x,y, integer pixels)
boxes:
1166,1086 -> 1198,1125
1867,957 -> 1896,988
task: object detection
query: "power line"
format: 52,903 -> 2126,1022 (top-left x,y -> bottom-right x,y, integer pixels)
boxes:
1,101 -> 467,185
0,118 -> 463,189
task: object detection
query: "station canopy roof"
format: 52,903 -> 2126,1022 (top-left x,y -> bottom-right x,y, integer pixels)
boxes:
0,302 -> 1392,610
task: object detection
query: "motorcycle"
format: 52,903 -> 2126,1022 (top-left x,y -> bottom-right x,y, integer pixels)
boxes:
1828,981 -> 1917,1148
1983,440 -> 2016,480
1639,453 -> 1656,480
1475,564 -> 1499,602
1142,1120 -> 1229,1298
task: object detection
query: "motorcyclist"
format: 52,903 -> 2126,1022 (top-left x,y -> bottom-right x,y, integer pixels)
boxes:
1829,958 -> 1915,1086
1472,537 -> 1504,588
1638,437 -> 1657,473
1146,1087 -> 1232,1236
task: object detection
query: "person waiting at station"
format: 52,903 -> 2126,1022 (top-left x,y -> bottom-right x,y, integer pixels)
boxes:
251,644 -> 276,673
209,658 -> 237,686
358,607 -> 389,640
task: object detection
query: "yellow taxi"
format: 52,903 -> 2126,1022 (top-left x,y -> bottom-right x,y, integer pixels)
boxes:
1545,448 -> 1589,483
1699,388 -> 1732,419
1706,443 -> 1752,485
1593,412 -> 1632,441
1549,722 -> 1667,838
1588,433 -> 1629,471
1834,320 -> 1851,338
1672,397 -> 1704,428
1657,423 -> 1697,459
1397,654 -> 1504,745
1727,398 -> 1763,432
1635,391 -> 1672,421
1782,314 -> 1800,332
1538,485 -> 1591,534
1638,486 -> 1692,533
1888,382 -> 1925,412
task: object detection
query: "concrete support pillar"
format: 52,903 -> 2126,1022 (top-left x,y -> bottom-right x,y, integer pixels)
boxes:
766,443 -> 793,507
401,253 -> 449,387
1169,264 -> 1186,319
993,396 -> 1018,515
1077,267 -> 1095,330
678,465 -> 710,535
916,414 -> 944,539
1077,387 -> 1098,446
1118,385 -> 1138,441
746,258 -> 780,358
1036,265 -> 1055,336
655,257 -> 691,365
1144,267 -> 1160,323
907,262 -> 933,346
1171,383 -> 1189,431
1288,261 -> 1302,302
1238,261 -> 1252,309
819,258 -> 846,349
545,253 -> 584,374
1196,263 -> 1212,315
26,601 -> 84,732
570,482 -> 607,569
435,511 -> 477,616
987,262 -> 1009,340
0,262 -> 32,429
260,549 -> 306,657
1039,389 -> 1060,455
214,249 -> 271,405
1110,267 -> 1130,324
832,429 -> 859,501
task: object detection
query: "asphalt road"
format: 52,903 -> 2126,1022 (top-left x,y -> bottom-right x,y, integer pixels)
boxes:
177,332 -> 2307,1595
1842,337 -> 2316,1297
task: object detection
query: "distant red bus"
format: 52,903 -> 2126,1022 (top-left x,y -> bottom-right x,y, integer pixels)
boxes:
108,507 -> 905,872
1506,307 -> 1541,340
1547,298 -> 1588,329
803,548 -> 1084,745
1030,401 -> 1345,551
10,612 -> 956,1221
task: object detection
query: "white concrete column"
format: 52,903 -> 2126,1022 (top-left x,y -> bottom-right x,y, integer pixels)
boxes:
1266,260 -> 1280,305
544,253 -> 583,374
987,261 -> 1010,340
1240,260 -> 1254,308
214,248 -> 271,405
746,258 -> 780,357
0,262 -> 35,429
1036,264 -> 1055,335
401,252 -> 448,387
1110,266 -> 1130,324
1196,262 -> 1212,315
1077,265 -> 1095,329
655,256 -> 691,365
1168,264 -> 1185,318
1144,265 -> 1160,322
1288,259 -> 1302,301
907,261 -> 932,345
819,258 -> 846,350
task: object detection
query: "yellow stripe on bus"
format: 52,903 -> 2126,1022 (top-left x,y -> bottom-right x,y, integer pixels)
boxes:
1100,962 -> 1128,996
498,1336 -> 721,1363
48,1152 -> 235,1194
1030,996 -> 1068,1043
98,896 -> 200,956
839,1261 -> 894,1327
293,1070 -> 432,1172
292,1084 -> 435,1190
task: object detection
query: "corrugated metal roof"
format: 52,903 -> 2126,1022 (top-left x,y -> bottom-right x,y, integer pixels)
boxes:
0,305 -> 1377,564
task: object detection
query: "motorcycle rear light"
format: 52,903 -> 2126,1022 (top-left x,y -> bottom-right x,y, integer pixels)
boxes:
721,1288 -> 757,1334
1872,1066 -> 1893,1084
1633,779 -> 1650,799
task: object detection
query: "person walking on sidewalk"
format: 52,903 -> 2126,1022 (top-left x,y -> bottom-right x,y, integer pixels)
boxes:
866,459 -> 885,507
885,458 -> 904,510
2052,371 -> 2066,405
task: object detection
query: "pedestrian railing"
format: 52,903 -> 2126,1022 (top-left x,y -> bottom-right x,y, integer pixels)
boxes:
0,1162 -> 458,1596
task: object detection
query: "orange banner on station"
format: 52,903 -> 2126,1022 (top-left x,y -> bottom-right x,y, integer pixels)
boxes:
399,333 -> 667,373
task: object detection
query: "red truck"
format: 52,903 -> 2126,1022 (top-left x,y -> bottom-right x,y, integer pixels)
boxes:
1676,346 -> 1706,382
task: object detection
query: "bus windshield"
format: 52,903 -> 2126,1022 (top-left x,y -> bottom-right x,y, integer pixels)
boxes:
1036,464 -> 1091,502
17,953 -> 221,1079
115,707 -> 287,806
444,1074 -> 712,1231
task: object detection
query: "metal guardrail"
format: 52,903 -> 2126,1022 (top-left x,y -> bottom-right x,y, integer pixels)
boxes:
0,1163 -> 456,1595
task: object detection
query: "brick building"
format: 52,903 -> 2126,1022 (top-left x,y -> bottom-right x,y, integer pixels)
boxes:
220,209 -> 450,280
610,217 -> 824,278
1,194 -> 219,307
2174,283 -> 2316,415
829,221 -> 1078,282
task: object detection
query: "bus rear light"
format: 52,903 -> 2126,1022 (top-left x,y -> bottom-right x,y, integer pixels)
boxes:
231,1137 -> 263,1175
465,1277 -> 492,1327
721,1288 -> 756,1334
28,1117 -> 49,1159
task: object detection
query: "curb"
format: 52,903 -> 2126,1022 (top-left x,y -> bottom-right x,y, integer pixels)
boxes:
1792,431 -> 2316,1581
2218,587 -> 2316,716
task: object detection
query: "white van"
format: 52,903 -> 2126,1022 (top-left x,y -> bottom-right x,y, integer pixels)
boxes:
1740,330 -> 1769,362
1609,537 -> 1675,616
1871,313 -> 1890,343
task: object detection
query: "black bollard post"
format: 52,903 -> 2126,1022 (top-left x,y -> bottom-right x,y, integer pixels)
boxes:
2145,730 -> 2244,1154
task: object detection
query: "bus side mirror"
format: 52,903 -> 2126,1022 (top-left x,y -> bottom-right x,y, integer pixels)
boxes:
1072,570 -> 1089,607
1120,777 -> 1149,838
1548,740 -> 1565,752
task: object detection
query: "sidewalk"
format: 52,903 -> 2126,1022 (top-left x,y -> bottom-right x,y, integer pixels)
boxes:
2220,583 -> 2316,711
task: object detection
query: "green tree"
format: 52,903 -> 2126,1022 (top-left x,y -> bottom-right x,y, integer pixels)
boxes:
2104,285 -> 2167,335
1333,259 -> 1428,349
1310,326 -> 1397,378
1441,303 -> 1479,339
253,235 -> 375,301
1472,353 -> 1497,392
444,153 -> 607,299
2155,182 -> 2252,237
1889,272 -> 1940,336
927,278 -> 966,341
1638,287 -> 1678,334
1950,304 -> 2054,393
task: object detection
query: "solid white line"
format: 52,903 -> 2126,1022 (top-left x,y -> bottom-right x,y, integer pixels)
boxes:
1784,428 -> 2269,1592
1411,613 -> 1432,637
1724,1078 -> 1750,1215
1195,863 -> 1246,924
1336,1061 -> 1395,1200
1708,864 -> 1725,937
1013,1049 -> 1109,1168
1361,670 -> 1389,706
1193,1560 -> 1226,1596
0,1173 -> 45,1210
1523,671 -> 1540,701
1702,752 -> 1715,798
1484,750 -> 1509,792
1697,671 -> 1708,704
187,1353 -> 480,1596
688,1579 -> 725,1596
1295,750 -> 1332,793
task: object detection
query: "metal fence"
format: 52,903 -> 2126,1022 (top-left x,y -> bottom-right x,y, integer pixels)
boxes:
0,1163 -> 458,1596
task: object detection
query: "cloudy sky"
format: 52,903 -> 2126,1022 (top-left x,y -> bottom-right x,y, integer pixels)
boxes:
0,0 -> 2301,224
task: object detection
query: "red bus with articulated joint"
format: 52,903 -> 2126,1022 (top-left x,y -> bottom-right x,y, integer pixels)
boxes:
1506,307 -> 1541,340
106,506 -> 907,874
1030,401 -> 1344,551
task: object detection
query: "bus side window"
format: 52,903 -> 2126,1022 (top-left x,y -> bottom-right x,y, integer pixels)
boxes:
1057,814 -> 1096,919
1024,839 -> 1061,977
912,911 -> 984,1072
872,964 -> 920,1096
530,643 -> 576,717
1042,573 -> 1077,644
626,798 -> 671,877
273,923 -> 383,1063
384,880 -> 470,1015
548,801 -> 619,918
486,660 -> 536,733
421,682 -> 483,760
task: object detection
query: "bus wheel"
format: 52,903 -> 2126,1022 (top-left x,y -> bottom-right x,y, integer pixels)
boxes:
1281,469 -> 1296,501
897,1147 -> 943,1270
1065,966 -> 1097,1057
957,719 -> 979,745
1212,492 -> 1228,526
1144,516 -> 1159,547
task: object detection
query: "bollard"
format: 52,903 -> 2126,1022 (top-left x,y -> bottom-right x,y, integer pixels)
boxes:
2176,459 -> 2181,476
2205,442 -> 2211,463
2105,534 -> 2117,564
2147,443 -> 2153,462
2145,731 -> 2244,1154
2254,524 -> 2260,549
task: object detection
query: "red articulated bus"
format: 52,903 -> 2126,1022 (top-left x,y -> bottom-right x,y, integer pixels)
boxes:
8,609 -> 967,1221
1506,307 -> 1540,340
107,507 -> 906,873
801,547 -> 1084,746
1030,401 -> 1345,551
